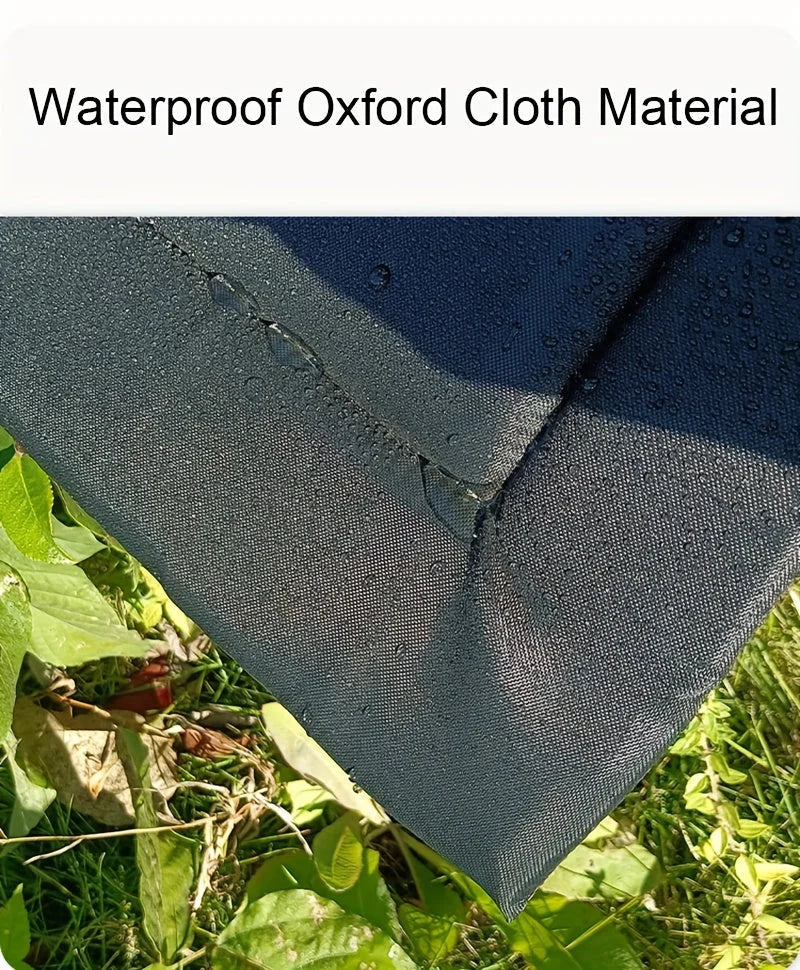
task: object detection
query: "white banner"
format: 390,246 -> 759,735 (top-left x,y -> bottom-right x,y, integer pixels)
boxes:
1,1 -> 798,214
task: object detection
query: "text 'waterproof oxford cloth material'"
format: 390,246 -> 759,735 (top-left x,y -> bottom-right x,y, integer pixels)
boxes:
0,217 -> 798,916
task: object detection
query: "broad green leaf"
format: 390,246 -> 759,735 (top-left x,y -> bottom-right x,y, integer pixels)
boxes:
137,831 -> 197,962
212,889 -> 417,970
285,778 -> 334,826
754,862 -> 799,882
736,818 -> 771,840
247,848 -> 318,899
404,853 -> 463,919
82,548 -> 165,633
718,802 -> 741,832
0,428 -> 14,453
314,812 -> 365,892
669,725 -> 704,757
398,906 -> 461,966
399,832 -> 505,924
505,908 -> 583,970
699,827 -> 728,864
583,816 -> 619,846
399,850 -> 465,961
708,753 -> 748,785
711,943 -> 743,970
262,703 -> 387,825
0,885 -> 33,970
541,842 -> 662,900
50,516 -> 105,563
0,563 -> 31,739
0,526 -> 145,666
2,731 -> 55,838
734,855 -> 760,894
684,792 -> 716,814
54,483 -> 125,553
755,913 -> 800,935
508,893 -> 642,970
684,772 -> 709,796
247,846 -> 402,941
120,729 -> 196,963
0,455 -> 66,563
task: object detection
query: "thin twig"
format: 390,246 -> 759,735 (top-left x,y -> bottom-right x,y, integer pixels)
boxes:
0,813 -> 226,848
24,838 -> 85,865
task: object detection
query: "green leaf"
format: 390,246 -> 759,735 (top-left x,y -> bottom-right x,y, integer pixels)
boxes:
734,855 -> 760,894
0,525 -> 145,666
0,885 -> 33,970
54,483 -> 125,553
505,909 -> 583,969
736,818 -> 771,840
397,853 -> 465,964
50,516 -> 105,563
755,913 -> 800,935
121,729 -> 197,963
582,817 -> 619,846
247,846 -> 402,942
684,792 -> 716,815
0,563 -> 31,740
2,731 -> 55,838
507,893 -> 642,970
398,906 -> 461,966
404,852 -> 464,920
262,704 -> 387,825
698,827 -> 729,864
0,454 -> 67,563
399,832 -> 506,924
754,862 -> 799,882
684,772 -> 709,796
285,778 -> 335,826
541,842 -> 662,900
0,428 -> 14,453
314,812 -> 365,892
707,753 -> 747,785
247,848 -> 318,898
710,942 -> 743,970
212,889 -> 417,970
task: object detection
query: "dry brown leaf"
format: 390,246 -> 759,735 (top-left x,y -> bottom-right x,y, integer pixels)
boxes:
153,622 -> 211,664
180,725 -> 250,759
13,696 -> 178,826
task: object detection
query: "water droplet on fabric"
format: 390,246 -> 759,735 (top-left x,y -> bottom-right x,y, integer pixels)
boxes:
243,376 -> 266,402
208,272 -> 259,317
267,326 -> 322,375
420,460 -> 481,542
368,264 -> 392,291
723,227 -> 744,248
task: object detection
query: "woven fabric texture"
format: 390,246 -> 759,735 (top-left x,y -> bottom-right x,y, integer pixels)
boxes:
0,217 -> 797,916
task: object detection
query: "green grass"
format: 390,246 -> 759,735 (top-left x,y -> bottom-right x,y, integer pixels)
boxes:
622,587 -> 800,969
2,584 -> 799,970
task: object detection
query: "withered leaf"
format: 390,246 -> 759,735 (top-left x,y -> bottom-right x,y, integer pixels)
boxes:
12,696 -> 178,826
180,725 -> 249,759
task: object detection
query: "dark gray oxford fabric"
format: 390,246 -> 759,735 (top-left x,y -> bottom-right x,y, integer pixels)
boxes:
0,217 -> 797,916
